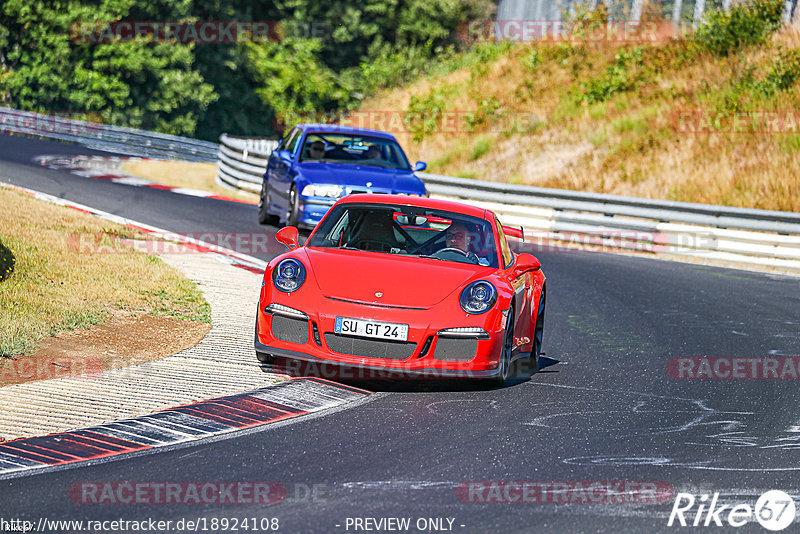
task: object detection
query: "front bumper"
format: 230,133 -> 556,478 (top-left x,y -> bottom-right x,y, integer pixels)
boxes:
254,340 -> 502,379
296,197 -> 335,228
255,297 -> 508,379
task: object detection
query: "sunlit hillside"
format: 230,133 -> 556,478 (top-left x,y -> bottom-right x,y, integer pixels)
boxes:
358,1 -> 800,211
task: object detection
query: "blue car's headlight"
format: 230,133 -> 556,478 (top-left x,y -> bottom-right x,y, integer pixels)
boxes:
272,258 -> 306,292
301,184 -> 343,198
460,281 -> 497,314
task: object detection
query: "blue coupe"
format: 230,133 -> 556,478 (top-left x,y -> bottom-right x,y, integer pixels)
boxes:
258,124 -> 428,228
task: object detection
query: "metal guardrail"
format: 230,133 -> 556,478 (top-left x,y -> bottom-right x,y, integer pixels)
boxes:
217,133 -> 800,271
0,107 -> 218,162
216,134 -> 279,193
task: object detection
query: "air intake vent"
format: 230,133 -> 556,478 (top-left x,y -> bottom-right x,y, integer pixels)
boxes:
433,337 -> 477,361
271,316 -> 308,344
324,333 -> 416,360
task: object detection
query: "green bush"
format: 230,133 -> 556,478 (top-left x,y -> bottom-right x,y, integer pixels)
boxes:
355,43 -> 458,96
758,49 -> 800,96
525,49 -> 542,71
406,86 -> 449,142
579,47 -> 644,104
465,96 -> 501,131
0,240 -> 14,282
693,0 -> 783,57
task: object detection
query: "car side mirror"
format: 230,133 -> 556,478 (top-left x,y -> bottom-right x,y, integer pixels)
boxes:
511,253 -> 541,277
276,226 -> 300,250
278,149 -> 292,162
413,161 -> 427,172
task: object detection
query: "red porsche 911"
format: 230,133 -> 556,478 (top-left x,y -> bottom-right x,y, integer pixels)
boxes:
254,194 -> 545,385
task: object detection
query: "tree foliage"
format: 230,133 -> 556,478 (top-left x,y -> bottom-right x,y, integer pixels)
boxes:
0,0 -> 216,136
0,0 -> 493,139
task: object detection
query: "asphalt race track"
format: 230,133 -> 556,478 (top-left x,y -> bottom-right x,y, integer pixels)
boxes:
2,134 -> 800,533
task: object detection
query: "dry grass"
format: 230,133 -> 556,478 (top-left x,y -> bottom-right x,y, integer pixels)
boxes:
0,186 -> 210,357
357,26 -> 800,212
121,160 -> 258,202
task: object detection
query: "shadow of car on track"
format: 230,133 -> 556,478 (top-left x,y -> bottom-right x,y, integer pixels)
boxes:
258,355 -> 560,393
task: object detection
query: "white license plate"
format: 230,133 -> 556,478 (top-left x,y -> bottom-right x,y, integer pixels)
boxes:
334,317 -> 409,341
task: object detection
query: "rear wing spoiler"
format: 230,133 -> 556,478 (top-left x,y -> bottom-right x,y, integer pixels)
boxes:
502,225 -> 525,242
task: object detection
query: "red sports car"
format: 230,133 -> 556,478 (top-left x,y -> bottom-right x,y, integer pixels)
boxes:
254,194 -> 546,385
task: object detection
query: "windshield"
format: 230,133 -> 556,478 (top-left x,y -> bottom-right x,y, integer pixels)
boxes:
307,204 -> 498,268
299,133 -> 411,170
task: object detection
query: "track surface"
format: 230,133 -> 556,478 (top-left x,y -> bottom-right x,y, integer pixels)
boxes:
2,134 -> 800,533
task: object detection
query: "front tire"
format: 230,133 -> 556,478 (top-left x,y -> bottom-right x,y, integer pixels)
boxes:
286,184 -> 300,227
256,351 -> 275,365
488,306 -> 514,387
258,181 -> 279,226
530,290 -> 545,373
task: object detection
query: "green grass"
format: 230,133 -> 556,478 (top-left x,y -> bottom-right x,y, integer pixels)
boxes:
0,187 -> 210,357
586,128 -> 609,147
470,136 -> 492,160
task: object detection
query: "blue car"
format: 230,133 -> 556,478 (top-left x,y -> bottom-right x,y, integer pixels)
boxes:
258,124 -> 428,228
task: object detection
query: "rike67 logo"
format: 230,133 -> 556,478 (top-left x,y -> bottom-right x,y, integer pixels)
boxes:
668,490 -> 796,531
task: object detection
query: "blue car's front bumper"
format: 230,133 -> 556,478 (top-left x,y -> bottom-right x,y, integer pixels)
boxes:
296,197 -> 337,228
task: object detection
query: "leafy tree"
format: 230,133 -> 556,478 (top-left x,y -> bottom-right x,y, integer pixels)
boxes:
0,0 -> 493,139
0,0 -> 216,136
241,0 -> 494,131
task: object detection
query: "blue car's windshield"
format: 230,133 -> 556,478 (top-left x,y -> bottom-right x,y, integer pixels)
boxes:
299,133 -> 411,170
307,203 -> 499,268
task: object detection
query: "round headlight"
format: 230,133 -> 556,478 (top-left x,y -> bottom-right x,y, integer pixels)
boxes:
460,281 -> 497,314
272,258 -> 306,292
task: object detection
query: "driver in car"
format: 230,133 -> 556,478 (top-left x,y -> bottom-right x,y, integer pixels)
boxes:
308,140 -> 325,159
445,222 -> 489,266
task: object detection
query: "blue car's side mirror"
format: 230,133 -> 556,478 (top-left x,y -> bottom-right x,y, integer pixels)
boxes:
413,161 -> 427,172
278,149 -> 292,162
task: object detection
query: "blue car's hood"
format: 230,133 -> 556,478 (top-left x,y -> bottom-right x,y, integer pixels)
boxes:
296,162 -> 424,193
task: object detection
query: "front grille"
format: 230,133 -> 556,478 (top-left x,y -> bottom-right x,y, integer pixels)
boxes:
324,333 -> 416,360
271,315 -> 309,344
433,337 -> 477,361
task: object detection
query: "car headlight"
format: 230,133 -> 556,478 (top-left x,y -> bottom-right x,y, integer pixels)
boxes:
460,281 -> 497,314
272,258 -> 306,292
301,184 -> 343,198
